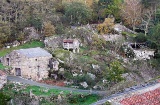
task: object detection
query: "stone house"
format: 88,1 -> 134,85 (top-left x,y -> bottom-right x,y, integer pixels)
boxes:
0,70 -> 7,89
2,47 -> 52,81
63,39 -> 80,53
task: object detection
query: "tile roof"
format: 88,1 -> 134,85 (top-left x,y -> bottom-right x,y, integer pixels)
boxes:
120,88 -> 160,105
16,47 -> 52,58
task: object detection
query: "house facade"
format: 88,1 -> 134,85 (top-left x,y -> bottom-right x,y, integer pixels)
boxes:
63,39 -> 80,53
2,47 -> 52,81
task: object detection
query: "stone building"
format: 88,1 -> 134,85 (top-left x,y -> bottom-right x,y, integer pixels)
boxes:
2,47 -> 52,81
63,39 -> 80,53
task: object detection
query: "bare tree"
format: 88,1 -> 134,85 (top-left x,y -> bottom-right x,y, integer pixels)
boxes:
121,0 -> 142,31
141,7 -> 155,36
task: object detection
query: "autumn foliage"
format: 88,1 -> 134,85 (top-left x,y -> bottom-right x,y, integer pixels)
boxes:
97,17 -> 115,34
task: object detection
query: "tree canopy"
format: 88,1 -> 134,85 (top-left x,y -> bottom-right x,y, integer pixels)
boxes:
64,2 -> 92,25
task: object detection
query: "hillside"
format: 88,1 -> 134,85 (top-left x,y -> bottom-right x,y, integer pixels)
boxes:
0,0 -> 160,104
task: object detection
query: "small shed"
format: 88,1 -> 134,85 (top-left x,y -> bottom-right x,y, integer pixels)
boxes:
63,39 -> 80,53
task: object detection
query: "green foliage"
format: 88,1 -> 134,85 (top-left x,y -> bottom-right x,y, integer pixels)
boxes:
0,92 -> 11,105
103,60 -> 125,84
2,83 -> 100,105
64,2 -> 92,25
55,24 -> 65,34
148,24 -> 160,49
73,74 -> 95,88
105,101 -> 112,105
103,0 -> 123,22
122,31 -> 137,38
69,94 -> 99,105
27,17 -> 42,30
53,49 -> 70,61
0,21 -> 11,47
0,63 -> 6,70
135,33 -> 147,43
91,34 -> 106,50
0,40 -> 44,57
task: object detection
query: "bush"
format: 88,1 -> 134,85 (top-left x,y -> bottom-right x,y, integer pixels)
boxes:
134,33 -> 147,43
73,74 -> 95,88
146,40 -> 157,49
0,92 -> 11,105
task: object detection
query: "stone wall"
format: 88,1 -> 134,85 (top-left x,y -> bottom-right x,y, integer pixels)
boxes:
2,51 -> 52,81
0,71 -> 7,89
102,34 -> 124,42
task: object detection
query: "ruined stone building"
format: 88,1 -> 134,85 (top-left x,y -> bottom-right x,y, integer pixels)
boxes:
63,39 -> 80,53
2,47 -> 52,81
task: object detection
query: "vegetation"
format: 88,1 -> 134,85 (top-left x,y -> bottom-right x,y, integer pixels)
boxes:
64,2 -> 92,25
0,0 -> 160,104
0,92 -> 11,105
1,83 -> 100,105
0,63 -> 6,70
97,17 -> 115,34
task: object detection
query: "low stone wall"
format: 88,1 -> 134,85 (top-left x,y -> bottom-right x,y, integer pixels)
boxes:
0,71 -> 7,89
102,34 -> 124,42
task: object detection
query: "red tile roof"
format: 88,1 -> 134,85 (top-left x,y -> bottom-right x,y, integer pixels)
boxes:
120,88 -> 160,105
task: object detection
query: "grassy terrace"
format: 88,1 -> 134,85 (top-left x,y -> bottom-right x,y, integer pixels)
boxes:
1,83 -> 100,105
0,63 -> 6,70
0,40 -> 45,57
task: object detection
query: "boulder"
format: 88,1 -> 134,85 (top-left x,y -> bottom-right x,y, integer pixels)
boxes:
80,82 -> 88,88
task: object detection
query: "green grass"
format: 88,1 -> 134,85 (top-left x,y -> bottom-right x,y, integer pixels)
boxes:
24,85 -> 81,96
122,31 -> 137,38
0,63 -> 5,70
0,40 -> 45,57
1,83 -> 100,105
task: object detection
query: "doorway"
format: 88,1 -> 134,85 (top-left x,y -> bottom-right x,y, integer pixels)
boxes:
15,68 -> 21,76
6,58 -> 9,66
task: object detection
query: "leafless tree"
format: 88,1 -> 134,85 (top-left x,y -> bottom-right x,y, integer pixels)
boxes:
121,0 -> 142,31
141,7 -> 155,36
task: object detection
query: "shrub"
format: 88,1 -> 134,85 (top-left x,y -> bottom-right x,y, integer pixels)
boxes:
0,92 -> 11,105
134,33 -> 147,43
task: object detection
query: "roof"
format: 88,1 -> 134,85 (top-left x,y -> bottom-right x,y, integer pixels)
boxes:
120,87 -> 160,105
16,47 -> 52,58
63,39 -> 74,43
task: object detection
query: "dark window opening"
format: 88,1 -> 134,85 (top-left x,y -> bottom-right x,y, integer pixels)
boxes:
6,58 -> 9,66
